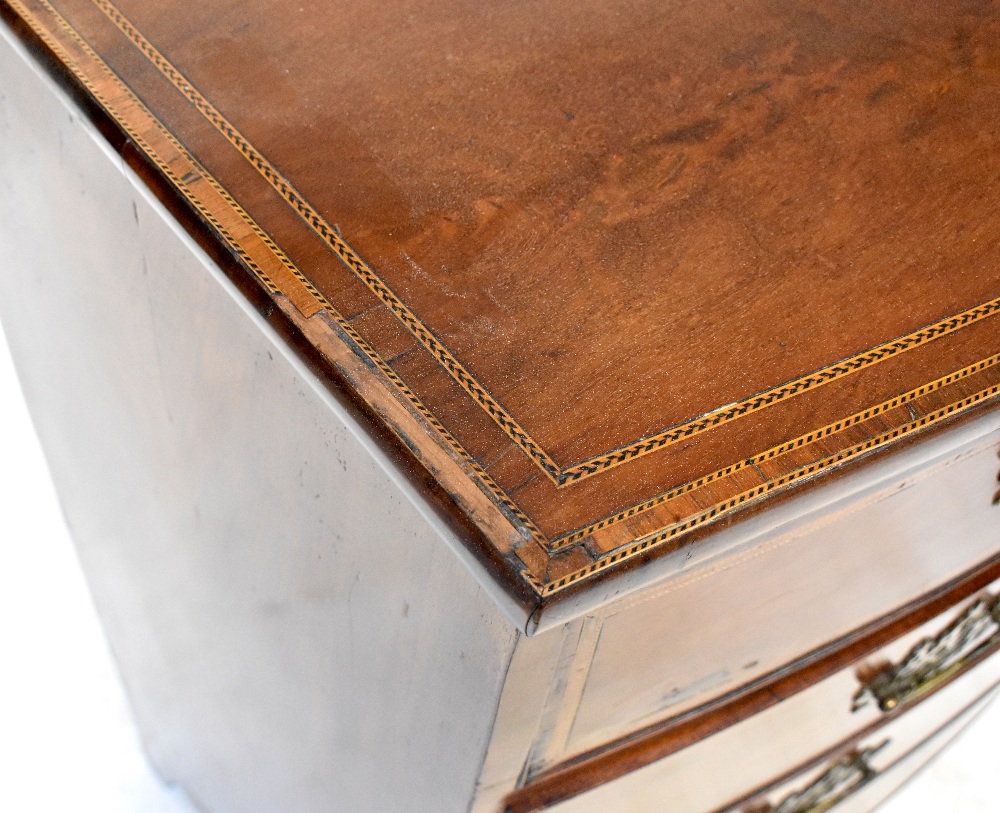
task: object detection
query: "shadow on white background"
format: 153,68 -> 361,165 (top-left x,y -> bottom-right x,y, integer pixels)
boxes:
0,318 -> 996,812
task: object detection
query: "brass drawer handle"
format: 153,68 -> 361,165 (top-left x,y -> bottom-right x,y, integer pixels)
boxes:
852,595 -> 1000,712
743,742 -> 887,813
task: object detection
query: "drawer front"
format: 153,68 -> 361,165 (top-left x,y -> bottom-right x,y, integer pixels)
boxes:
507,571 -> 1000,813
730,687 -> 998,813
552,426 -> 1000,765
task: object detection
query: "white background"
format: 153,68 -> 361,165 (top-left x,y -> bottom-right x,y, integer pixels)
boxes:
0,319 -> 997,811
0,322 -> 197,812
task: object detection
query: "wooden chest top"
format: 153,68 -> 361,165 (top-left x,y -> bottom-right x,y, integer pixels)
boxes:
7,0 -> 1000,604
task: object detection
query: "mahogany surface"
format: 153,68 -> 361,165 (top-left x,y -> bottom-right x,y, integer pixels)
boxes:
3,0 -> 1000,602
4,8 -> 1000,812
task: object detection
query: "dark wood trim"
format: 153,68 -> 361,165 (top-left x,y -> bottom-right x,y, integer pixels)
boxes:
506,550 -> 1000,812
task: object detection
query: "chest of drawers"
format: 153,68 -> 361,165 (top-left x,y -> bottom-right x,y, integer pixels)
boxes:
2,1 -> 999,811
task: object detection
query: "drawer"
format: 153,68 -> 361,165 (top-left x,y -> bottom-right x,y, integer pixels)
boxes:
729,686 -> 998,813
506,567 -> 1000,812
544,427 -> 1000,765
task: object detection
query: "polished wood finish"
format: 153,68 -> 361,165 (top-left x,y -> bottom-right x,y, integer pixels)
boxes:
0,0 -> 1000,813
2,0 -> 999,602
3,5 -> 1000,812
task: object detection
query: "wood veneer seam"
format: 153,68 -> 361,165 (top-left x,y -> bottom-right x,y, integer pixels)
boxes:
87,0 -> 1000,486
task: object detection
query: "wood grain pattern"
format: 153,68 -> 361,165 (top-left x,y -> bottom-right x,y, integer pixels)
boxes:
81,0 -> 1000,478
4,0 -> 1000,600
39,0 -> 1000,492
